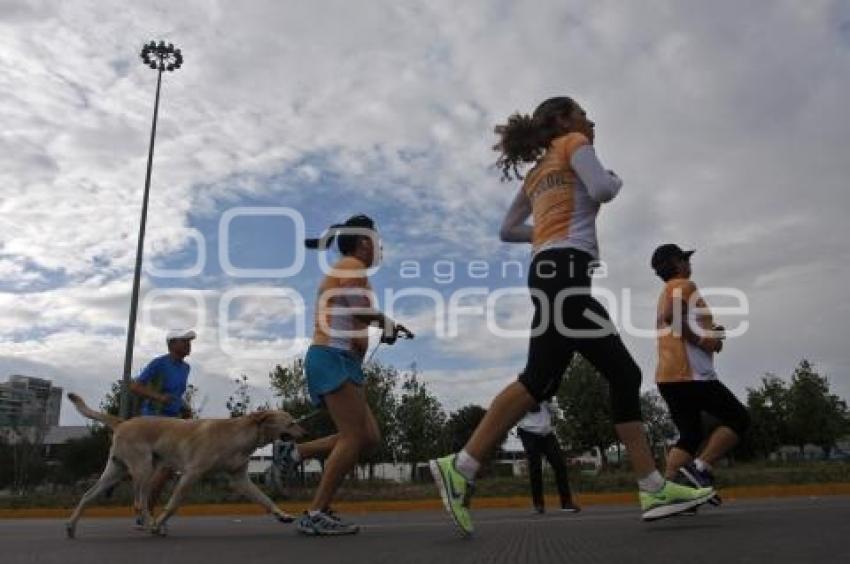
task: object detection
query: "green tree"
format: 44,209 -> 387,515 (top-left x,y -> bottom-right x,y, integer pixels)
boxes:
640,391 -> 676,460
745,374 -> 790,458
269,360 -> 311,417
101,379 -> 129,417
226,374 -> 253,418
444,404 -> 487,453
182,384 -> 203,418
396,371 -> 446,481
555,355 -> 617,468
269,360 -> 335,470
2,425 -> 48,493
787,360 -> 848,458
53,427 -> 112,485
0,434 -> 13,489
361,361 -> 400,477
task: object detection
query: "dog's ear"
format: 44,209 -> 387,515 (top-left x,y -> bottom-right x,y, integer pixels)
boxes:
248,411 -> 275,425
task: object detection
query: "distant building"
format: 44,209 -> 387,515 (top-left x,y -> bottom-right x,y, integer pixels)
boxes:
0,375 -> 63,428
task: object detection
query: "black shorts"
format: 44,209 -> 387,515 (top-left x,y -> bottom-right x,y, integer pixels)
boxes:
517,248 -> 642,423
658,380 -> 750,455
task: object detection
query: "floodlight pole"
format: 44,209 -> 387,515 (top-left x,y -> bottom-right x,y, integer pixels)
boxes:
119,42 -> 182,418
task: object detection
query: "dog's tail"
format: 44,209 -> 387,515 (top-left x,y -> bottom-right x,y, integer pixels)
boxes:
67,392 -> 124,430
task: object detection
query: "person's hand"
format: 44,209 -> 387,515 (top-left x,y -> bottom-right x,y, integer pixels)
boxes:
394,323 -> 414,340
157,393 -> 173,405
380,321 -> 398,345
380,323 -> 414,345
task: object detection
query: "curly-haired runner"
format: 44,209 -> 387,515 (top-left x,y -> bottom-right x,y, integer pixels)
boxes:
429,97 -> 715,537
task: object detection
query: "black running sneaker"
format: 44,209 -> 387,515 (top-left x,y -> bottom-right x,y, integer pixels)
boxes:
679,462 -> 722,506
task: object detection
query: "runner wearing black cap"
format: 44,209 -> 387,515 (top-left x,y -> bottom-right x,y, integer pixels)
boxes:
275,214 -> 412,536
652,244 -> 750,500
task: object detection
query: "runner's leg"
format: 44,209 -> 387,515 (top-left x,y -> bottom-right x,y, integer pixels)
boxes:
309,382 -> 377,512
572,296 -> 652,477
540,433 -> 574,506
296,434 -> 339,460
696,381 -> 750,465
519,429 -> 546,510
658,383 -> 702,479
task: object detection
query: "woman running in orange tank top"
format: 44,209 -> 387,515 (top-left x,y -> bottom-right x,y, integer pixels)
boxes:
274,214 -> 412,536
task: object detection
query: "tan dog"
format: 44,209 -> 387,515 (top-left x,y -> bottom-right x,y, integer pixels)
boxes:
65,392 -> 305,538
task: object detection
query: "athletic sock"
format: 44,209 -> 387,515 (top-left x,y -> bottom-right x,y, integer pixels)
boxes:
308,509 -> 322,518
291,446 -> 302,463
454,449 -> 480,481
637,470 -> 665,493
694,458 -> 712,473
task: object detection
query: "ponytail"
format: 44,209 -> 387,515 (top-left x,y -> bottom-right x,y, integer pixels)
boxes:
493,96 -> 578,181
305,224 -> 343,250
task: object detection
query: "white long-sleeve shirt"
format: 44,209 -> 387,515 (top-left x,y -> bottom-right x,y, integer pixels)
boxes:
517,401 -> 557,435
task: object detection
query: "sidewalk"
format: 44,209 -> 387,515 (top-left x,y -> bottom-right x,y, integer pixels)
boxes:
2,482 -> 849,519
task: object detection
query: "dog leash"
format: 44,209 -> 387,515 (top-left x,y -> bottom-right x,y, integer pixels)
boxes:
294,411 -> 324,425
366,326 -> 415,364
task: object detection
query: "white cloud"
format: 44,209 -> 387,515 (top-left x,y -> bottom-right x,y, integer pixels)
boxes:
2,0 -> 849,415
419,365 -> 518,413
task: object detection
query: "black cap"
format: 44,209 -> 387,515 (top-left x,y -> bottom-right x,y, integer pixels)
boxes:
305,214 -> 375,250
651,243 -> 695,272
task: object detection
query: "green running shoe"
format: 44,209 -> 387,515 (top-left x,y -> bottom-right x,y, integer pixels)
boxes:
640,480 -> 715,521
429,454 -> 475,537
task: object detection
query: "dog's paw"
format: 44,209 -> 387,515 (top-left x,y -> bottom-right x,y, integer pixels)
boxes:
274,512 -> 295,524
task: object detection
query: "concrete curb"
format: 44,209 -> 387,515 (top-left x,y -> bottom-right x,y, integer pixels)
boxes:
2,483 -> 849,519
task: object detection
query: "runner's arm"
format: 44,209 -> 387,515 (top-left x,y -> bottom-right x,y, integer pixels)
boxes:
347,295 -> 408,337
664,291 -> 723,354
353,309 -> 412,342
571,145 -> 623,203
130,359 -> 171,404
130,378 -> 171,404
353,309 -> 394,329
499,187 -> 533,243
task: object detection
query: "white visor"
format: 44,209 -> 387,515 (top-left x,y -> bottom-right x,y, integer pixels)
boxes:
166,329 -> 197,342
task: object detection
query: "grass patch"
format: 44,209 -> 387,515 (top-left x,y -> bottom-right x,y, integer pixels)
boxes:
1,460 -> 848,510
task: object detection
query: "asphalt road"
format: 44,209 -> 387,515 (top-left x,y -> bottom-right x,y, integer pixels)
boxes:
2,496 -> 848,564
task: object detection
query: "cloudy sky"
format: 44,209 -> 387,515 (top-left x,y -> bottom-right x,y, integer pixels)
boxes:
1,0 -> 849,426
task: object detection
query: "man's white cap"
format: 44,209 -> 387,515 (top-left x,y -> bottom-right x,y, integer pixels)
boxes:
166,329 -> 197,342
